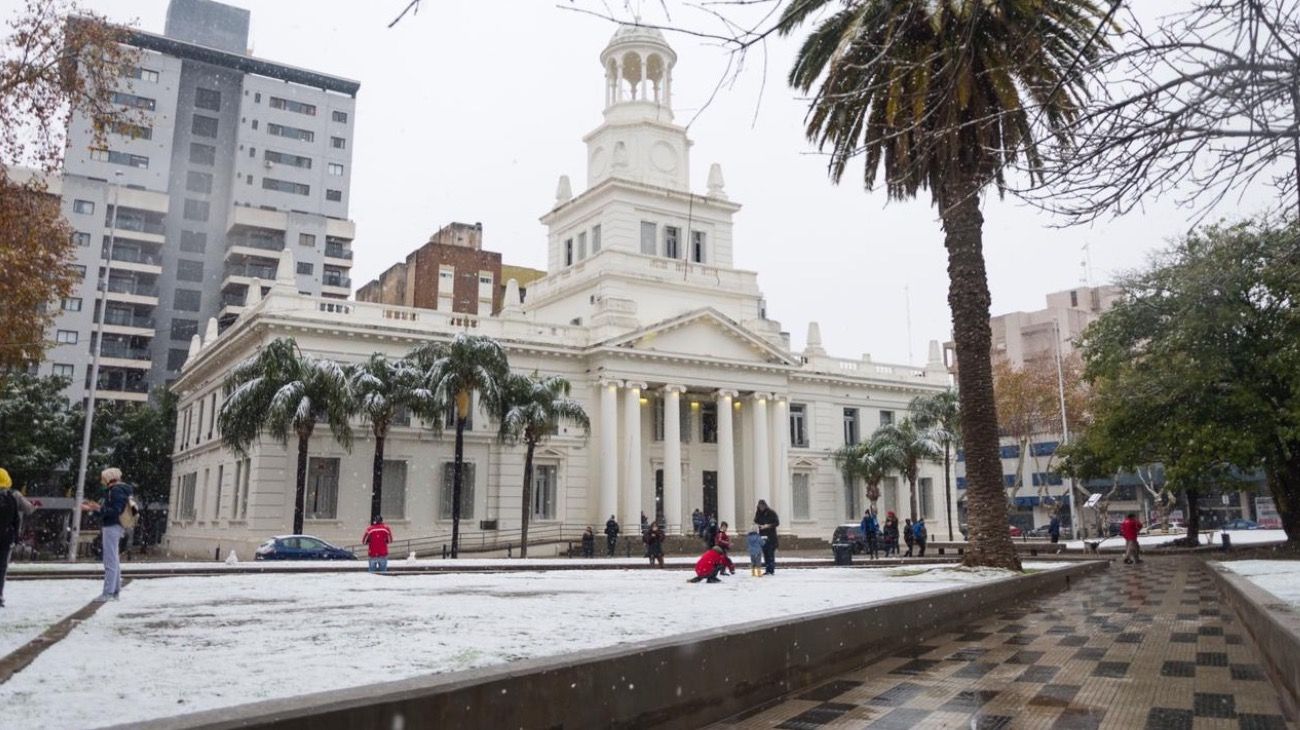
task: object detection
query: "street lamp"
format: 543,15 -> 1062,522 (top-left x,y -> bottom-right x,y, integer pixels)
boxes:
69,170 -> 122,561
1052,318 -> 1079,539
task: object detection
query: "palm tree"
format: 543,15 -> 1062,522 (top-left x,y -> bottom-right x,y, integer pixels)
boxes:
500,373 -> 590,557
875,419 -> 943,523
410,333 -> 510,558
350,353 -> 428,523
833,434 -> 892,515
911,390 -> 961,540
777,1 -> 1110,569
219,337 -> 353,535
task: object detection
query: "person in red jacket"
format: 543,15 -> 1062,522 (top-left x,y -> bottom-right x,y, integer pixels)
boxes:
362,515 -> 394,573
1119,513 -> 1143,565
688,546 -> 729,583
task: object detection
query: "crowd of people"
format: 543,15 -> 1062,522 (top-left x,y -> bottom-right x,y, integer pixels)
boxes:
853,510 -> 927,559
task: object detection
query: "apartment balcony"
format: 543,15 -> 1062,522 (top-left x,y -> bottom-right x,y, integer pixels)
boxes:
102,246 -> 163,275
101,279 -> 159,306
322,274 -> 351,289
96,342 -> 152,370
94,368 -> 150,401
223,262 -> 277,291
227,205 -> 289,233
99,310 -> 155,338
323,244 -> 354,265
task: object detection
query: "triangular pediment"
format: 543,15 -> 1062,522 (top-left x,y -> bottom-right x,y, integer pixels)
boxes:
597,308 -> 795,365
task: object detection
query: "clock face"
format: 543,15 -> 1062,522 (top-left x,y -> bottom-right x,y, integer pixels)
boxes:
590,146 -> 608,176
651,141 -> 678,173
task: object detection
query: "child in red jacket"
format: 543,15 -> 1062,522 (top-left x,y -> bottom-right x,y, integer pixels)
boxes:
688,546 -> 729,583
1120,513 -> 1143,565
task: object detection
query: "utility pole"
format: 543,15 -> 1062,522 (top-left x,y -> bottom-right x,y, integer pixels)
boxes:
70,172 -> 121,561
1053,318 -> 1079,539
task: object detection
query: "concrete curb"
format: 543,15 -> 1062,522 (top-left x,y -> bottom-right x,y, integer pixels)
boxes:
1207,562 -> 1300,719
116,561 -> 1108,730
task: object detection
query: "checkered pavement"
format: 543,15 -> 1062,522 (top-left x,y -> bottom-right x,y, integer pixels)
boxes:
710,558 -> 1293,730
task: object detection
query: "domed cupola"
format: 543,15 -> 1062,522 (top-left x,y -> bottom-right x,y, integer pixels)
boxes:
600,23 -> 677,120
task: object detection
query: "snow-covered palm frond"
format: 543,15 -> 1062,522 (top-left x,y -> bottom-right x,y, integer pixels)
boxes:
498,372 -> 590,446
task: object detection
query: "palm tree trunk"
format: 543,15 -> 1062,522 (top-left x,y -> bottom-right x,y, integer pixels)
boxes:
520,439 -> 536,558
370,433 -> 385,523
1183,487 -> 1201,546
293,433 -> 310,535
942,177 -> 1020,570
908,473 -> 919,522
944,445 -> 954,541
451,417 -> 466,558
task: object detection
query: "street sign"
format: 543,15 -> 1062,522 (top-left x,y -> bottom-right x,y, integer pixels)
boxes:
1084,493 -> 1103,509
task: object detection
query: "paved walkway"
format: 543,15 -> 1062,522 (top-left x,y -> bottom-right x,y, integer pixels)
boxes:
712,558 -> 1293,730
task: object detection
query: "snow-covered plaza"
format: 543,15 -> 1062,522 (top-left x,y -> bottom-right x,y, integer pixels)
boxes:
0,562 -> 1064,729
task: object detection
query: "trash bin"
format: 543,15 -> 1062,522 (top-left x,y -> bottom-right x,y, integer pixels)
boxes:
1221,532 -> 1231,551
832,542 -> 853,565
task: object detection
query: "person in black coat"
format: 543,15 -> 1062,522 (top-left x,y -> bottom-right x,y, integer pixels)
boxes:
753,500 -> 780,575
580,526 -> 595,558
604,516 -> 620,557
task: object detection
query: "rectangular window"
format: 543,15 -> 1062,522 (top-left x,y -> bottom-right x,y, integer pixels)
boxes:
640,221 -> 657,255
332,110 -> 348,123
591,224 -> 602,253
880,410 -> 894,426
101,120 -> 151,140
73,232 -> 91,247
170,319 -> 198,341
183,198 -> 210,221
790,403 -> 809,447
180,230 -> 207,253
380,460 -> 407,520
262,178 -> 311,196
844,472 -> 860,519
327,163 -> 344,176
180,472 -> 198,519
296,262 -> 313,275
267,123 -> 314,142
61,297 -> 82,311
186,171 -> 213,194
577,231 -> 587,259
189,142 -> 216,166
190,114 -> 218,138
194,88 -> 221,111
679,398 -> 691,444
195,400 -> 205,446
269,96 -> 316,115
692,230 -> 706,263
325,189 -> 342,202
843,407 -> 860,445
701,402 -> 717,443
56,330 -> 78,344
173,289 -> 201,311
564,238 -> 573,266
792,473 -> 811,520
123,66 -> 159,83
214,464 -> 224,519
305,457 -> 339,519
71,264 -> 86,279
919,477 -> 935,519
330,136 -> 346,149
299,233 -> 317,247
166,348 -> 188,371
251,119 -> 258,130
90,148 -> 149,168
533,464 -> 557,520
176,259 -> 204,282
265,149 -> 312,169
52,363 -> 75,378
664,225 -> 680,259
254,92 -> 261,103
73,199 -> 95,215
112,91 -> 156,110
439,461 -> 475,520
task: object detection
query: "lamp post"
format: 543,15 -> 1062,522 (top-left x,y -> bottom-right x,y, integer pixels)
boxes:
69,172 -> 121,561
1052,318 -> 1078,539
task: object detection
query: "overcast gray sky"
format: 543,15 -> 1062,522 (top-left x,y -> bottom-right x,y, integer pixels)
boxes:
10,0 -> 1280,366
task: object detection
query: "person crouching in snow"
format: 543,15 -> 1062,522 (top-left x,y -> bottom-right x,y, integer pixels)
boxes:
688,545 -> 729,583
362,515 -> 393,573
745,529 -> 765,577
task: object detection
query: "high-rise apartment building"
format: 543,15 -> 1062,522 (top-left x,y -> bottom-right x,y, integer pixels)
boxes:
38,0 -> 358,402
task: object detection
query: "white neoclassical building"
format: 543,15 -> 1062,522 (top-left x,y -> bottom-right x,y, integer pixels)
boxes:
164,26 -> 955,558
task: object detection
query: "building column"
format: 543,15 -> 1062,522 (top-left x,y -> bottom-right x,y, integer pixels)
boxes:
771,396 -> 791,520
662,385 -> 684,533
750,393 -> 770,505
716,390 -> 737,529
598,379 -> 620,524
622,381 -> 646,529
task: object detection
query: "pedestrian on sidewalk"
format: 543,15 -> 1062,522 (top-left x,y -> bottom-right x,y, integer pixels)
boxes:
80,467 -> 133,602
1120,513 -> 1143,564
715,522 -> 735,575
643,522 -> 665,567
604,515 -> 620,557
1049,515 -> 1062,553
0,468 -> 36,608
860,509 -> 879,559
914,517 -> 928,558
687,545 -> 729,584
882,512 -> 900,557
745,529 -> 764,576
754,500 -> 780,575
903,517 -> 915,557
362,515 -> 393,573
581,526 -> 595,558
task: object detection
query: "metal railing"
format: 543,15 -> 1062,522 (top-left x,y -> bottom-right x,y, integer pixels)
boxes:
344,523 -> 583,558
101,311 -> 155,329
226,263 -> 277,279
324,245 -> 353,259
98,343 -> 151,360
103,247 -> 161,266
322,275 -> 351,288
105,280 -> 159,297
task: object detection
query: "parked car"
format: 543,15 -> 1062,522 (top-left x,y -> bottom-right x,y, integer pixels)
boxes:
1025,525 -> 1052,538
255,535 -> 357,561
1221,518 -> 1260,531
1008,525 -> 1023,538
831,523 -> 868,553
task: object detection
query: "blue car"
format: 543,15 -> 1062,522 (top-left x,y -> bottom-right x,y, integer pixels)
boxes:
1220,519 -> 1260,531
255,535 -> 357,561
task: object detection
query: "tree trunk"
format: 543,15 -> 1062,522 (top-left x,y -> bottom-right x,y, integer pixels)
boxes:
451,417 -> 466,558
520,438 -> 536,558
1267,448 -> 1300,544
293,432 -> 310,536
369,431 -> 385,523
944,445 -> 954,541
941,177 -> 1021,570
1184,487 -> 1201,546
908,473 -> 919,522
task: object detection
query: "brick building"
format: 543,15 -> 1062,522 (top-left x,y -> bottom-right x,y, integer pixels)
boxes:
357,222 -> 508,315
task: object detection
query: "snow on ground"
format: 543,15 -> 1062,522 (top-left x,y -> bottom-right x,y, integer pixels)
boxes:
1217,560 -> 1300,608
0,580 -> 100,659
1065,529 -> 1287,551
0,563 -> 1048,729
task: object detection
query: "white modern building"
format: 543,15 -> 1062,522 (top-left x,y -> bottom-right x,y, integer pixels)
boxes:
164,25 -> 954,558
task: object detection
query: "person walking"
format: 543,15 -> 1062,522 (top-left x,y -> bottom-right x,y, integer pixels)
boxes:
882,512 -> 900,557
1120,513 -> 1143,564
913,517 -> 928,558
80,467 -> 132,602
753,499 -> 780,575
903,518 -> 916,557
604,515 -> 620,557
0,468 -> 35,608
580,526 -> 595,558
745,529 -> 764,577
859,509 -> 879,559
687,545 -> 729,584
1049,515 -> 1062,553
361,515 -> 393,573
643,522 -> 665,567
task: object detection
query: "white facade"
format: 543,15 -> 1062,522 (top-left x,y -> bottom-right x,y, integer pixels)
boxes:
164,26 -> 955,558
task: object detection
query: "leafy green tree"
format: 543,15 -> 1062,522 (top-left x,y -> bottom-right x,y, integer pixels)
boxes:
0,373 -> 78,493
411,334 -> 509,558
350,353 -> 427,523
911,390 -> 961,540
833,433 -> 892,516
218,338 -> 353,535
776,0 -> 1111,569
874,418 -> 944,522
500,373 -> 590,557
